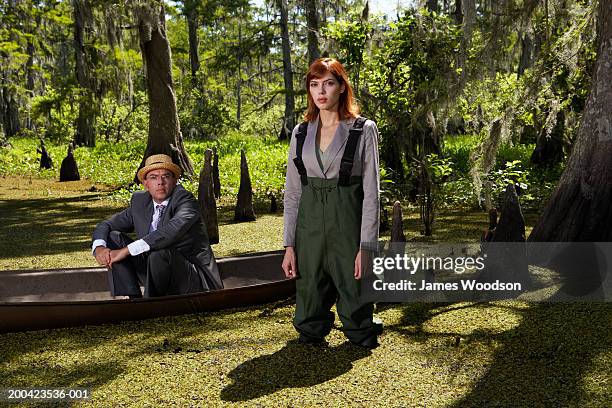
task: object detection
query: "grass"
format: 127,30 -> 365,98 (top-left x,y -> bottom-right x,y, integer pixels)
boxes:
0,177 -> 285,270
0,300 -> 609,406
0,175 -> 539,270
0,162 -> 610,406
0,135 -> 288,202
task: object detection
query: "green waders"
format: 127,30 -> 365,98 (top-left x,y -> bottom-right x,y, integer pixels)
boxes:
294,176 -> 377,345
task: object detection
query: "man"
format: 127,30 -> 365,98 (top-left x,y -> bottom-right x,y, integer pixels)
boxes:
92,154 -> 223,298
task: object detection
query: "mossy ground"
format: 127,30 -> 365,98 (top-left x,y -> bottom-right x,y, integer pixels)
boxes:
0,176 -> 610,407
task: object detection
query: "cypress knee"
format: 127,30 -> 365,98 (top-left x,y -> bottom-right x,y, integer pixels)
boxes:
212,146 -> 221,199
481,208 -> 498,242
269,192 -> 277,213
59,143 -> 80,181
234,149 -> 256,221
479,185 -> 531,293
493,186 -> 525,242
38,139 -> 53,169
391,201 -> 406,242
198,149 -> 219,244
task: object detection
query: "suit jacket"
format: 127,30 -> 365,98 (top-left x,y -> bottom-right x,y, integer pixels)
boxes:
283,115 -> 380,247
92,185 -> 223,290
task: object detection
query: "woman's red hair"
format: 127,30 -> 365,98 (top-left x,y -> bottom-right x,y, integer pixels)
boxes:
304,58 -> 359,122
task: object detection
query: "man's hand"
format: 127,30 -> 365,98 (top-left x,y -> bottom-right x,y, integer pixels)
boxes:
282,246 -> 298,279
109,247 -> 130,268
94,246 -> 111,267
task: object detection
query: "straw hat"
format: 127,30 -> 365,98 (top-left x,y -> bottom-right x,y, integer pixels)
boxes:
137,154 -> 182,183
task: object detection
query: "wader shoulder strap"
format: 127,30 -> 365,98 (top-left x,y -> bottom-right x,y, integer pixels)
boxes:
338,117 -> 367,186
293,121 -> 309,186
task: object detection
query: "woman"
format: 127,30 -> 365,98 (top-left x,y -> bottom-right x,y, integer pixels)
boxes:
282,58 -> 381,348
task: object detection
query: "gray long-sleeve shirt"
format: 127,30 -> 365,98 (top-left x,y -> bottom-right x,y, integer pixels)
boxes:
283,116 -> 380,248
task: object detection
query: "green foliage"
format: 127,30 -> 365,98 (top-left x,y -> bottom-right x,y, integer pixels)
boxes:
0,133 -> 289,206
488,159 -> 529,199
439,135 -> 560,210
97,93 -> 149,144
323,19 -> 371,72
29,91 -> 77,143
0,142 -> 41,176
358,9 -> 462,191
186,133 -> 287,200
239,105 -> 285,139
0,0 -> 598,219
367,10 -> 461,117
439,178 -> 479,209
458,73 -> 528,135
178,89 -> 232,140
444,134 -> 479,174
378,166 -> 397,210
423,153 -> 453,182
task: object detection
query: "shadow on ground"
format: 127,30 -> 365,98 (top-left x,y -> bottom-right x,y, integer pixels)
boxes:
385,301 -> 612,407
0,186 -> 284,262
220,340 -> 370,401
0,194 -> 121,260
0,308 -> 289,391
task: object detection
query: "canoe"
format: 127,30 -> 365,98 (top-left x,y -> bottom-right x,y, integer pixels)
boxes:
0,251 -> 294,333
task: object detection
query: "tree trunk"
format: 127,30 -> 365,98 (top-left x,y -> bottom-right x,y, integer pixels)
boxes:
530,110 -> 564,167
277,0 -> 294,140
236,20 -> 242,128
426,0 -> 439,13
198,149 -> 219,244
135,3 -> 194,180
305,0 -> 320,64
518,32 -> 534,77
73,0 -> 96,147
481,208 -> 498,242
454,0 -> 462,24
0,85 -> 21,138
529,0 -> 612,241
457,0 -> 475,86
481,118 -> 503,211
25,37 -> 36,130
419,160 -> 434,236
184,0 -> 200,88
26,39 -> 35,94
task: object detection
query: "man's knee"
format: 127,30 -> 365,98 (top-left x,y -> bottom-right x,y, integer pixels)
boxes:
147,248 -> 172,266
147,249 -> 174,280
107,231 -> 129,249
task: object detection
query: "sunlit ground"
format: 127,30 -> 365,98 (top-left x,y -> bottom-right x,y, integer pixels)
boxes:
0,176 -> 609,407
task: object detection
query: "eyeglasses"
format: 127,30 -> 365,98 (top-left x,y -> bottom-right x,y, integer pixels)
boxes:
146,174 -> 174,182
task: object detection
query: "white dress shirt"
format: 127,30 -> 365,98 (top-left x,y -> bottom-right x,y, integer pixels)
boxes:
92,198 -> 170,256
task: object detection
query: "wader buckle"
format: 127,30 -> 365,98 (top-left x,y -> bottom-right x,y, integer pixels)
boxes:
338,158 -> 354,186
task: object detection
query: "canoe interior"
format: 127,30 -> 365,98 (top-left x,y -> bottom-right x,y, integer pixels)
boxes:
0,251 -> 285,303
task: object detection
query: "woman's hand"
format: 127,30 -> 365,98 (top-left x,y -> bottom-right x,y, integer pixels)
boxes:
354,249 -> 362,280
282,246 -> 298,279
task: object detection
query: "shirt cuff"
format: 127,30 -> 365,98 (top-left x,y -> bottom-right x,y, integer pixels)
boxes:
127,239 -> 150,256
92,239 -> 107,255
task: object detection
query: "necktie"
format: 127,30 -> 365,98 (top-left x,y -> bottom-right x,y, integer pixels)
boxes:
150,204 -> 165,232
